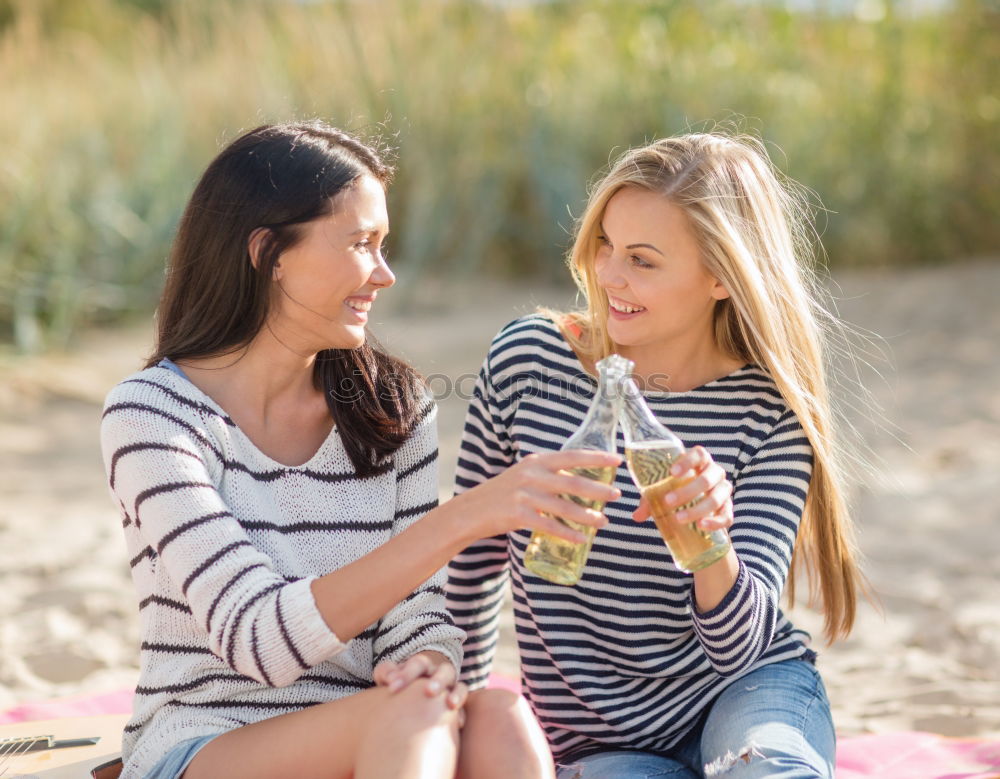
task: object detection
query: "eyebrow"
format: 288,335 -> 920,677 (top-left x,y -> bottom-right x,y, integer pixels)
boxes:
347,225 -> 388,238
599,222 -> 664,256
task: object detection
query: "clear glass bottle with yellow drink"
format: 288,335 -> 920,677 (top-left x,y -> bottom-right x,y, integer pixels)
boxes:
620,377 -> 731,572
523,354 -> 633,585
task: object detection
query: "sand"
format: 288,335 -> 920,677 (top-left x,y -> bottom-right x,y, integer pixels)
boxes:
1,261 -> 997,738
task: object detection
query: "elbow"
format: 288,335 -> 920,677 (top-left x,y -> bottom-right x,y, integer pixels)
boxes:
702,633 -> 773,679
707,656 -> 759,679
211,586 -> 308,688
253,662 -> 304,689
209,637 -> 307,689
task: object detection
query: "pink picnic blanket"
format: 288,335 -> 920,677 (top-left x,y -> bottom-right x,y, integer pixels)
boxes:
2,686 -> 998,778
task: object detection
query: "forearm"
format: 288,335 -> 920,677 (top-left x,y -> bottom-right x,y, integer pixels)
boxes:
311,500 -> 474,642
691,547 -> 740,613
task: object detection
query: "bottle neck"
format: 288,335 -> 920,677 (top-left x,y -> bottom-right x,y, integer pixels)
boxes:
620,377 -> 682,448
585,370 -> 627,428
565,369 -> 628,451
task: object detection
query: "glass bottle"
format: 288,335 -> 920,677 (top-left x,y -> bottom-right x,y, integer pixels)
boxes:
620,377 -> 731,573
523,354 -> 633,586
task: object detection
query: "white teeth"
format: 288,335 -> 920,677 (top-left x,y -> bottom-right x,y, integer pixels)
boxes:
610,299 -> 644,314
346,300 -> 372,312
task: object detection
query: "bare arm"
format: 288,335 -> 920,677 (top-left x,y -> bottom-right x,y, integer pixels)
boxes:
311,449 -> 621,642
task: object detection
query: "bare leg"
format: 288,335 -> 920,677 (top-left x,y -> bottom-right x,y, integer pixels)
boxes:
355,684 -> 460,779
456,689 -> 555,779
183,681 -> 460,779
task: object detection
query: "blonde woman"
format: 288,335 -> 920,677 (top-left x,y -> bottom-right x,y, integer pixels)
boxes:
446,133 -> 863,778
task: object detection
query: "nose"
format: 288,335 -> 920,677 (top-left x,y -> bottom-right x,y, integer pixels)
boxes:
595,249 -> 625,290
370,252 -> 395,289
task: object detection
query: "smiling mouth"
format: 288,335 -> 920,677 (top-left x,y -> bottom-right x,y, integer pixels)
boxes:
345,299 -> 372,313
608,296 -> 646,314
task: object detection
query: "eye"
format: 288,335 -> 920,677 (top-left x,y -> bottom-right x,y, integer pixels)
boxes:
596,233 -> 611,247
630,254 -> 654,269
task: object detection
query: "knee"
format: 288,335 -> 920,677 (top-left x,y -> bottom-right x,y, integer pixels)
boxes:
459,689 -> 553,777
464,688 -> 545,745
377,681 -> 461,737
464,688 -> 530,725
702,742 -> 833,779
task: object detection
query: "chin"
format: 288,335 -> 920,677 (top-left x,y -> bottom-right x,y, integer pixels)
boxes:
327,326 -> 366,351
605,322 -> 638,347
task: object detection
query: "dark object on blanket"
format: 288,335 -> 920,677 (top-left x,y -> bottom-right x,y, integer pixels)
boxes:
0,733 -> 102,753
91,756 -> 124,779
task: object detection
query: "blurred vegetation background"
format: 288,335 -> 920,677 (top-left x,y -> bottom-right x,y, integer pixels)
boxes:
0,0 -> 996,352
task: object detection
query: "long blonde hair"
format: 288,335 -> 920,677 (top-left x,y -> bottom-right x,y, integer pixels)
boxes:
555,133 -> 864,642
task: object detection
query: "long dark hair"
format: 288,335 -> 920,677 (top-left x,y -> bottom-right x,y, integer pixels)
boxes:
147,121 -> 425,477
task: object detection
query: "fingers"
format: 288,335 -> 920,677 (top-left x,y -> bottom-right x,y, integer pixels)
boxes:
529,515 -> 591,545
534,490 -> 609,528
657,447 -> 735,530
372,660 -> 399,687
516,453 -> 621,506
667,445 -> 713,482
548,469 -> 622,505
672,471 -> 732,520
422,658 -> 457,698
385,653 -> 433,692
448,682 -> 469,713
663,448 -> 727,512
517,491 -> 609,543
381,653 -> 466,710
632,496 -> 651,523
677,482 -> 734,531
526,450 -> 622,472
694,497 -> 734,532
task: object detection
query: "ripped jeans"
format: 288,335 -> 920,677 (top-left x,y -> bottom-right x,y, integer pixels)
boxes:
555,657 -> 835,778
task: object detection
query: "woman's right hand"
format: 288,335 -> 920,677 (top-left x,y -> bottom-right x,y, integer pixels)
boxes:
451,450 -> 622,544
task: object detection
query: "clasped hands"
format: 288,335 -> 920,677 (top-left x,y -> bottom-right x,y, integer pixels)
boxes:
374,650 -> 467,721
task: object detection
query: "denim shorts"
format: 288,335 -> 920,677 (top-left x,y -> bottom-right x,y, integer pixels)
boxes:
555,657 -> 835,778
146,734 -> 218,779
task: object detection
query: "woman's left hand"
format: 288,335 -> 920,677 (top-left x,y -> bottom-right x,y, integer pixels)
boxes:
373,651 -> 466,710
631,445 -> 734,532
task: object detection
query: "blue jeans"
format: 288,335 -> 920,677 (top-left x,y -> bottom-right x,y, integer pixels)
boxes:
145,734 -> 218,779
555,658 -> 835,778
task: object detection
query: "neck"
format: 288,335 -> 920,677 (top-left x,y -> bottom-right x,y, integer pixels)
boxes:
178,326 -> 320,416
617,333 -> 742,393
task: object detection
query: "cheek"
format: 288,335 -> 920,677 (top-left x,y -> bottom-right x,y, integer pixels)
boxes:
593,251 -> 611,282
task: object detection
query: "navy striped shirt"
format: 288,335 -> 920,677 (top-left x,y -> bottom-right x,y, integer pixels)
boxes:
446,315 -> 813,761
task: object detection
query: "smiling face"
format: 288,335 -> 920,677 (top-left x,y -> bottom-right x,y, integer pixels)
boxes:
268,174 -> 394,352
593,186 -> 730,364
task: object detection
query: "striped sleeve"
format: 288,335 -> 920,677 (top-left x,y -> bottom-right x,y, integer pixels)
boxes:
373,401 -> 466,673
690,408 -> 813,676
100,386 -> 345,687
446,351 -> 515,689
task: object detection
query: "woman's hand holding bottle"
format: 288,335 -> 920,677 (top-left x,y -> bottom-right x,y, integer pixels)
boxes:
451,450 -> 622,545
631,446 -> 734,533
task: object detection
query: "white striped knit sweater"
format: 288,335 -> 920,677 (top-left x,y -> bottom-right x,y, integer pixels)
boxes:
100,363 -> 464,778
446,315 -> 815,763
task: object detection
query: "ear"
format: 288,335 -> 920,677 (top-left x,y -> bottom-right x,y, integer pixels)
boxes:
709,277 -> 731,301
248,227 -> 281,279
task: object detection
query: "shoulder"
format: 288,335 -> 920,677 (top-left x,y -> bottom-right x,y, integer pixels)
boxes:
709,364 -> 789,415
717,366 -> 811,461
409,389 -> 439,437
485,314 -> 579,378
101,364 -> 234,440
